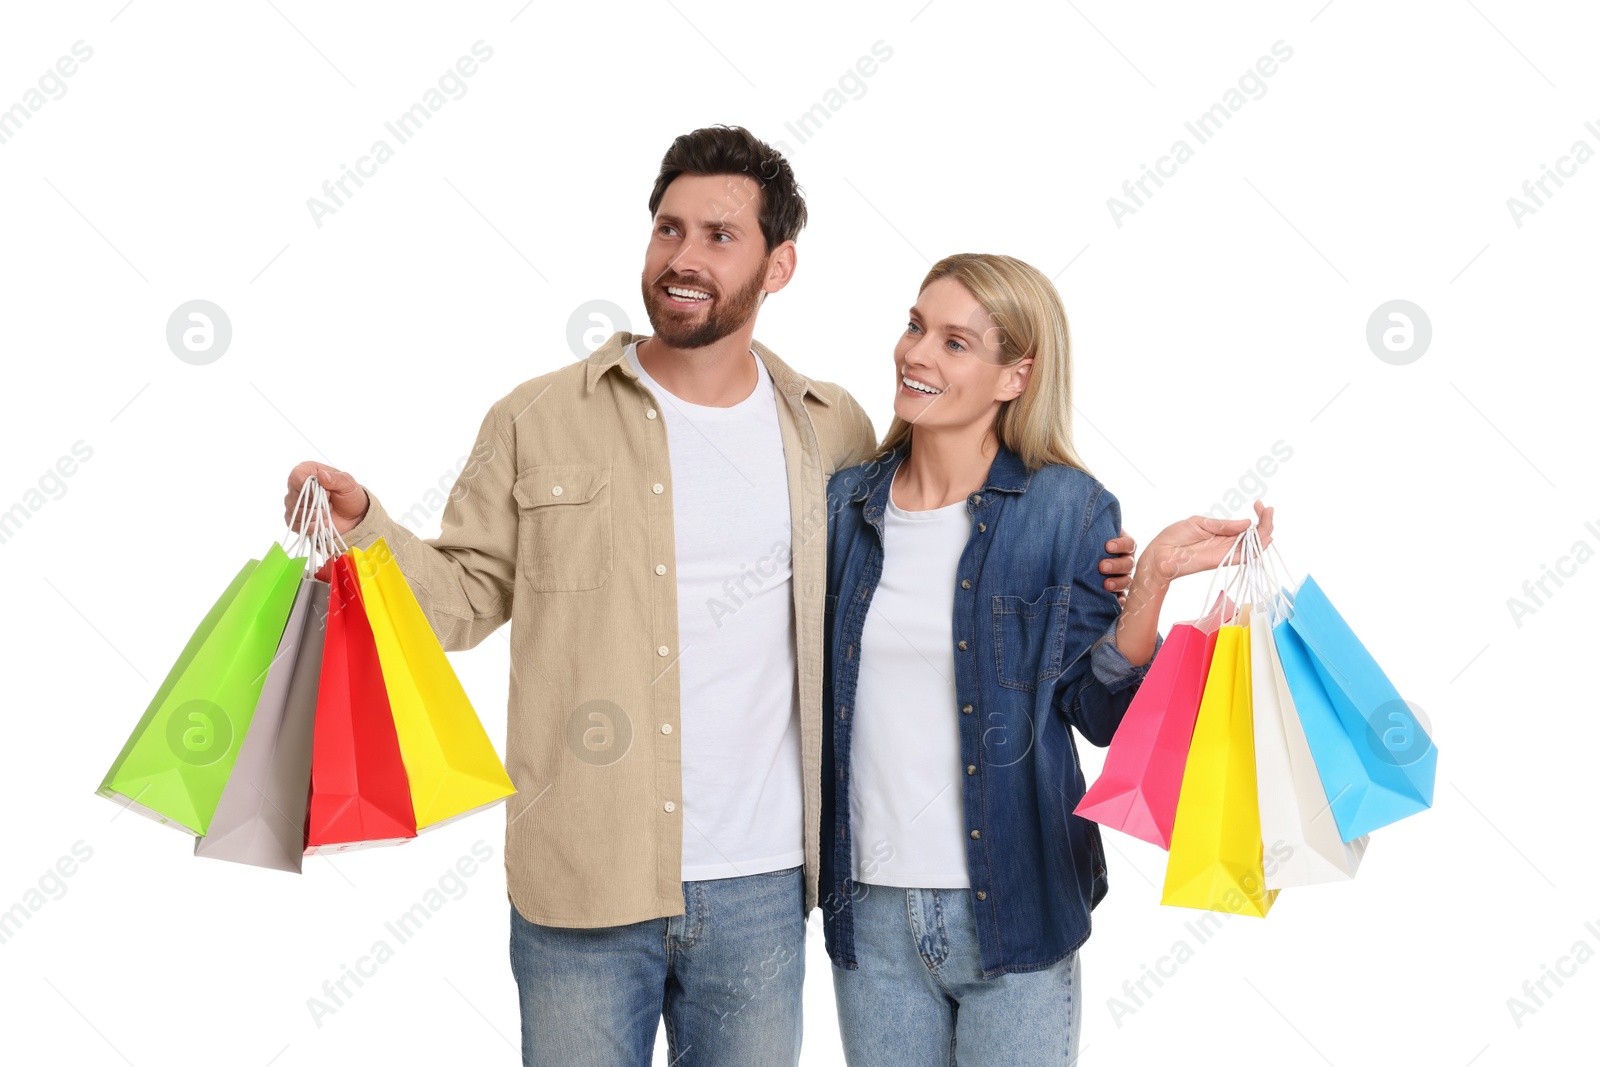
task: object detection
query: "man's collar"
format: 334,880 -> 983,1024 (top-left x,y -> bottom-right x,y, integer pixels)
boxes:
584,330 -> 834,408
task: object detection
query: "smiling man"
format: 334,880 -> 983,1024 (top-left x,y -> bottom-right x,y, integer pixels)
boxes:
284,125 -> 1136,1067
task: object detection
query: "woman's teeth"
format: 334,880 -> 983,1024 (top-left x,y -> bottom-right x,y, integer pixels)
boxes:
667,286 -> 711,302
903,375 -> 942,395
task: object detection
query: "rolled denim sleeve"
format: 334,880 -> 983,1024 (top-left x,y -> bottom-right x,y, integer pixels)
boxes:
1091,619 -> 1161,693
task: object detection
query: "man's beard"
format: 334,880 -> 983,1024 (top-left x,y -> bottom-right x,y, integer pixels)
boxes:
640,260 -> 767,349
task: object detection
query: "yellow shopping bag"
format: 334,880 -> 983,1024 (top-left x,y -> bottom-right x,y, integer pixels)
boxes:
351,539 -> 515,829
1161,605 -> 1279,917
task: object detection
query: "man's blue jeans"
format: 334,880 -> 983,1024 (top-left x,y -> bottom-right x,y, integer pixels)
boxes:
831,885 -> 1082,1066
509,865 -> 805,1067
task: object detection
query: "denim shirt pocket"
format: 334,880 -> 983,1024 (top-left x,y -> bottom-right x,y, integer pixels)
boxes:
991,585 -> 1072,692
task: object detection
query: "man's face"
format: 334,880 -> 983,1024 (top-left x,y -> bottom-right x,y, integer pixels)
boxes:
641,173 -> 774,348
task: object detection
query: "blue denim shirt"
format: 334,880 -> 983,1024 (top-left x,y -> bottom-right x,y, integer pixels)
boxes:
819,441 -> 1158,978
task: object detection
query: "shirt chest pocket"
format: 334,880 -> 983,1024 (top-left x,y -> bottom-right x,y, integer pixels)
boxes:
511,465 -> 614,592
991,585 -> 1071,692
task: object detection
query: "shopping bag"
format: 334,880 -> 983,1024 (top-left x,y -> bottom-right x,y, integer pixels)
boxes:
1076,592 -> 1233,849
1162,605 -> 1278,917
97,543 -> 304,835
305,553 -> 418,854
1252,597 -> 1368,888
1273,575 -> 1435,841
194,576 -> 327,872
351,539 -> 514,829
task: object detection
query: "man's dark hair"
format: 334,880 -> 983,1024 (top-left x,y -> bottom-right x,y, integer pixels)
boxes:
648,125 -> 807,252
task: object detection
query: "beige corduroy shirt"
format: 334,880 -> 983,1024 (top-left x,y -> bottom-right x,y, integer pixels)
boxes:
339,330 -> 878,927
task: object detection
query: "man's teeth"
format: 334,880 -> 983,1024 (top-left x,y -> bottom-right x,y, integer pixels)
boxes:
903,376 -> 942,395
667,286 -> 711,301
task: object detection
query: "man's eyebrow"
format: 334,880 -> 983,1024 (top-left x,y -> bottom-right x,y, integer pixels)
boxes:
654,211 -> 746,234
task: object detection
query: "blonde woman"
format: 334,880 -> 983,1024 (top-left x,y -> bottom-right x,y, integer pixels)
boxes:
819,253 -> 1270,1063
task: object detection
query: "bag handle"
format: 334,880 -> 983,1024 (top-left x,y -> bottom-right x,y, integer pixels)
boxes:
1245,524 -> 1295,622
1251,523 -> 1296,613
319,479 -> 350,558
290,478 -> 351,579
1197,527 -> 1253,625
1242,525 -> 1271,615
284,476 -> 317,558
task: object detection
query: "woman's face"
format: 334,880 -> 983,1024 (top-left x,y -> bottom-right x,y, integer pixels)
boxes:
892,276 -> 1031,432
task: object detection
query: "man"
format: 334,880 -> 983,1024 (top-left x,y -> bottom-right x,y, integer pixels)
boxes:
284,125 -> 1136,1066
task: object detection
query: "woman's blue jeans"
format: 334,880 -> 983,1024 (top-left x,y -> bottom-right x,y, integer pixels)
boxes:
831,884 -> 1082,1066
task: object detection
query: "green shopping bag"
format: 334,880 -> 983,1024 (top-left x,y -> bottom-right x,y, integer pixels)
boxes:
97,542 -> 305,835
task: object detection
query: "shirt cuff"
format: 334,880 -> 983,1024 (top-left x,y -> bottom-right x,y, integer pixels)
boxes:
336,485 -> 392,552
1090,619 -> 1161,693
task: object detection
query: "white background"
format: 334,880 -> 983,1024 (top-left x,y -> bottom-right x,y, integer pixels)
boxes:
1,1 -> 1595,1064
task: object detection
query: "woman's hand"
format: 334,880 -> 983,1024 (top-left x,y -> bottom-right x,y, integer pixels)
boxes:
1112,501 -> 1273,666
1136,500 -> 1274,587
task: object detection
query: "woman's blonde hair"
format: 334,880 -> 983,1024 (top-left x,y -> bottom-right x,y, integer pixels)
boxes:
875,252 -> 1090,475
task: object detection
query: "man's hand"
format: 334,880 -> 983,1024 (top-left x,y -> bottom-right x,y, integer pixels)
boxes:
285,461 -> 370,536
1100,528 -> 1137,608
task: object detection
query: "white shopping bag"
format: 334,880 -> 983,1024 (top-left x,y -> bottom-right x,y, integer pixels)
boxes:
1252,592 -> 1369,889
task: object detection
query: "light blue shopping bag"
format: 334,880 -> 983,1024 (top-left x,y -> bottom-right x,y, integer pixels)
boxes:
1271,575 -> 1436,841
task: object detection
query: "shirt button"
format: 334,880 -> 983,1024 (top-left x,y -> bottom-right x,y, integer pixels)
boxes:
654,564 -> 667,575
962,704 -> 973,714
971,493 -> 982,505
661,723 -> 672,734
550,485 -> 563,496
978,522 -> 987,533
646,409 -> 658,419
652,483 -> 664,494
976,890 -> 987,901
960,579 -> 971,589
957,640 -> 968,651
664,801 -> 675,812
966,765 -> 976,775
657,645 -> 669,657
970,829 -> 981,840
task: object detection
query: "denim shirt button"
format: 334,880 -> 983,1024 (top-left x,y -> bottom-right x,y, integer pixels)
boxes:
969,829 -> 981,839
966,765 -> 976,775
962,704 -> 972,714
970,493 -> 982,505
960,579 -> 971,589
976,891 -> 987,901
978,522 -> 986,532
957,640 -> 968,651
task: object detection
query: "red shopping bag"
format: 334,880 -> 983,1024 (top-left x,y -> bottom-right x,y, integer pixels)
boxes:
305,553 -> 417,854
1076,592 -> 1232,849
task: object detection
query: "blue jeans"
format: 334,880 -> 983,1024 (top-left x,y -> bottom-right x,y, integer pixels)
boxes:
831,885 -> 1083,1066
508,866 -> 805,1067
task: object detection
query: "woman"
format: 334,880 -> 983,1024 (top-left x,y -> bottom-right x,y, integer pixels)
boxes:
819,253 -> 1271,1064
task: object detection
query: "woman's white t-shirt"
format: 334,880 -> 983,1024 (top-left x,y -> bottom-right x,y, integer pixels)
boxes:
850,473 -> 972,888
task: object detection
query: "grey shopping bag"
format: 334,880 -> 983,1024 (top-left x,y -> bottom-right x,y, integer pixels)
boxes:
194,577 -> 328,872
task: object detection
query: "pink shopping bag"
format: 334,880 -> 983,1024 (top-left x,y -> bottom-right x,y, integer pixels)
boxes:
1076,592 -> 1233,849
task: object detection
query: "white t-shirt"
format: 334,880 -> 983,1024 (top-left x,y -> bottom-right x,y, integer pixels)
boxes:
850,471 -> 972,888
625,342 -> 804,880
